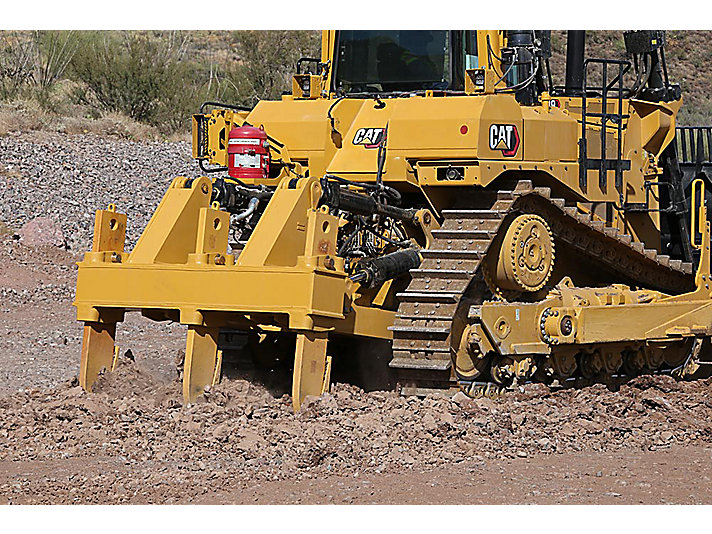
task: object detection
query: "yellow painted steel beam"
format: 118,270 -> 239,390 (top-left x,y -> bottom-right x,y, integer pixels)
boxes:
75,265 -> 347,325
75,264 -> 395,339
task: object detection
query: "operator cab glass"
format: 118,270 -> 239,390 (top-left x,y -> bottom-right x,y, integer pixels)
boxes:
334,30 -> 452,94
463,31 -> 479,70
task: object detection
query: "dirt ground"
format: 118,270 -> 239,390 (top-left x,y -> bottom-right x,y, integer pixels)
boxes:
2,240 -> 712,504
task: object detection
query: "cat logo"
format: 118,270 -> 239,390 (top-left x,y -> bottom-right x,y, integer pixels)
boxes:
352,127 -> 385,149
488,124 -> 520,157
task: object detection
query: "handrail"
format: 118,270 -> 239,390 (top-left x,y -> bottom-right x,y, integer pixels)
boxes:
692,178 -> 706,250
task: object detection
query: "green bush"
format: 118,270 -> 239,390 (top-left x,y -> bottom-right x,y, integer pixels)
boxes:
0,30 -> 321,133
231,30 -> 320,105
69,31 -> 193,126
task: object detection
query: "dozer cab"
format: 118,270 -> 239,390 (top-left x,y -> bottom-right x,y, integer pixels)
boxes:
75,30 -> 712,411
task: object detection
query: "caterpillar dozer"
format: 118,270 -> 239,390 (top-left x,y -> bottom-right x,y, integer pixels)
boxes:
75,30 -> 712,411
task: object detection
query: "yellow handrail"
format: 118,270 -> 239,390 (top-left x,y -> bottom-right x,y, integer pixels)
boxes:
691,178 -> 706,250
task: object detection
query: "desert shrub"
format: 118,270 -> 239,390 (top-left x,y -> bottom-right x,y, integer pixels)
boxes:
230,30 -> 320,105
0,30 -> 321,134
0,32 -> 35,101
0,31 -> 77,107
33,31 -> 78,103
68,31 -> 193,126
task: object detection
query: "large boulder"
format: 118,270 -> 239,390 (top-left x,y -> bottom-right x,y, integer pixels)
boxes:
19,217 -> 65,247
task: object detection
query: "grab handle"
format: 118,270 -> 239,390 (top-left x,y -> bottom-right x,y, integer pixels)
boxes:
691,178 -> 706,250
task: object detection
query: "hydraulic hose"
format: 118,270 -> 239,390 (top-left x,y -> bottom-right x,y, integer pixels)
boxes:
211,178 -> 271,214
233,197 -> 259,222
321,182 -> 416,224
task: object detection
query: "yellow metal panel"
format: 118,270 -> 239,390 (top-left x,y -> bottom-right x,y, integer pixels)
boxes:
195,207 -> 229,255
129,176 -> 212,265
521,107 -> 578,162
92,207 -> 126,253
248,99 -> 336,153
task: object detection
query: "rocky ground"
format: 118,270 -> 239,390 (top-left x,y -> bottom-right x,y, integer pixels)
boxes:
0,131 -> 195,252
2,132 -> 712,505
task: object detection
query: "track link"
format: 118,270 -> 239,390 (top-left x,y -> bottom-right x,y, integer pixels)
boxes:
389,179 -> 695,395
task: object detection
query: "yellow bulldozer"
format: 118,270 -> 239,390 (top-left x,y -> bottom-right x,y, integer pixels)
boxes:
75,30 -> 712,410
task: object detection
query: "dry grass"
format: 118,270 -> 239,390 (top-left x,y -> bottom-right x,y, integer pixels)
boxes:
0,221 -> 14,238
0,100 -> 162,140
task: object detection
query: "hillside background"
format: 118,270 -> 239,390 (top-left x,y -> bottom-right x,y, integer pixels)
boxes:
0,30 -> 709,139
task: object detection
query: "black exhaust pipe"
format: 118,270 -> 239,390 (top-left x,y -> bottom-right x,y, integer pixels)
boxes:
565,30 -> 586,96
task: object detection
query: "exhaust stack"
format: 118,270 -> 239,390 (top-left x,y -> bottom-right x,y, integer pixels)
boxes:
565,30 -> 586,96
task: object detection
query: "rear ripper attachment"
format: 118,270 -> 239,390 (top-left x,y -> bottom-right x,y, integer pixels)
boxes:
74,174 -> 435,411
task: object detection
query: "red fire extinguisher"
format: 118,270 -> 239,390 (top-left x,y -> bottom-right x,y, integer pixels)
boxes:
227,125 -> 270,181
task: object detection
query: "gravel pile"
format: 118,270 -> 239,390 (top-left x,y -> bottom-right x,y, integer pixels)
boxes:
2,356 -> 712,503
0,131 -> 197,252
0,241 -> 76,311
